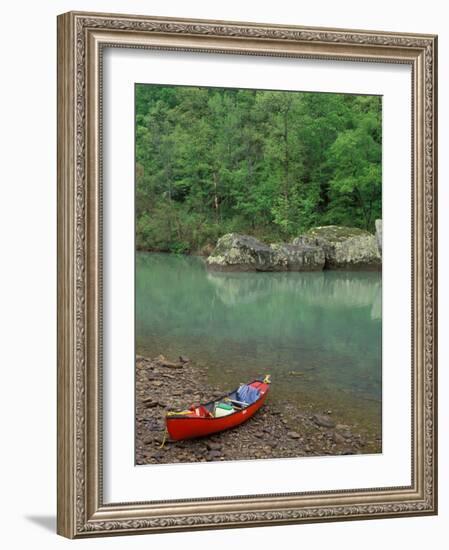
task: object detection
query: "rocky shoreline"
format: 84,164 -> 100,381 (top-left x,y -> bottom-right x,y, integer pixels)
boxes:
206,224 -> 382,272
136,354 -> 381,465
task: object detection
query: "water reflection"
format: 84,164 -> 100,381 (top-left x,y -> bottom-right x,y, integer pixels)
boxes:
207,270 -> 381,318
136,252 -> 382,415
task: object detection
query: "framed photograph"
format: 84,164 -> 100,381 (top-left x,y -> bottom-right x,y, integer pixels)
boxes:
57,11 -> 438,538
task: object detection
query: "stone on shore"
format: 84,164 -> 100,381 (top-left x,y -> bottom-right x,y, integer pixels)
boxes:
206,233 -> 283,272
155,354 -> 183,369
270,243 -> 325,271
332,432 -> 346,444
312,414 -> 336,428
206,233 -> 324,272
206,450 -> 223,461
293,225 -> 381,270
375,219 -> 382,255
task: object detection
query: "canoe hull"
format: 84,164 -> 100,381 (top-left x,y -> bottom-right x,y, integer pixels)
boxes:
166,382 -> 269,441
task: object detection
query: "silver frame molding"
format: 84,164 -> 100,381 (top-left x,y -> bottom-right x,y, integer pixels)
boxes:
57,11 -> 438,538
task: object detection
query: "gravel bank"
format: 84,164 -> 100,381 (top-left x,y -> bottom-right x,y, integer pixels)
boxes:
136,355 -> 381,465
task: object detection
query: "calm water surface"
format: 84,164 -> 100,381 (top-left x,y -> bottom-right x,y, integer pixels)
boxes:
136,252 -> 382,433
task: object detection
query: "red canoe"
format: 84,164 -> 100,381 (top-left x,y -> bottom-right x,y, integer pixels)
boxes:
166,376 -> 271,441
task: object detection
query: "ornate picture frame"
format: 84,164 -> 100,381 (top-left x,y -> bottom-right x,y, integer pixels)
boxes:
57,11 -> 437,538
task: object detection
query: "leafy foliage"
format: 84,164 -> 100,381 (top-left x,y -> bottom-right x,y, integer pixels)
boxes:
135,85 -> 381,253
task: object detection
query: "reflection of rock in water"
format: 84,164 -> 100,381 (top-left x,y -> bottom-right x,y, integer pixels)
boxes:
207,270 -> 381,313
205,272 -> 276,306
371,284 -> 382,320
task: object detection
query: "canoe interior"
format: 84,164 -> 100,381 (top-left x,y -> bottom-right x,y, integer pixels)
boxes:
166,379 -> 270,441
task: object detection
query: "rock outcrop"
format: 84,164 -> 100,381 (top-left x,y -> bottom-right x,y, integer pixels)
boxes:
205,233 -> 282,271
293,225 -> 381,270
206,226 -> 381,272
375,219 -> 382,255
206,233 -> 324,272
269,243 -> 325,271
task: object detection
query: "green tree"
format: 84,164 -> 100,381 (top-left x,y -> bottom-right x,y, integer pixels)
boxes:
135,85 -> 382,252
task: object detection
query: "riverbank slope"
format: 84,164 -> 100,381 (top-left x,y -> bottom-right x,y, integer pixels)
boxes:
136,354 -> 381,465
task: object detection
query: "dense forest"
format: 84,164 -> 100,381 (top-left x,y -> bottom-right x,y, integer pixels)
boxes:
136,84 -> 382,254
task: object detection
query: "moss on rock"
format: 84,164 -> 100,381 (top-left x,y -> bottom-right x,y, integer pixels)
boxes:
293,225 -> 381,270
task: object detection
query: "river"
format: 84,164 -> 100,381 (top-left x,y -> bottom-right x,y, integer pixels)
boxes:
136,252 -> 382,439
